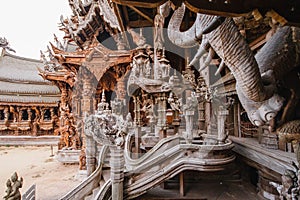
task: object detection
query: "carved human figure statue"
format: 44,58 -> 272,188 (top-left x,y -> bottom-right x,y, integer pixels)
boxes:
167,92 -> 181,111
3,172 -> 23,200
183,92 -> 198,141
154,14 -> 164,50
3,179 -> 12,200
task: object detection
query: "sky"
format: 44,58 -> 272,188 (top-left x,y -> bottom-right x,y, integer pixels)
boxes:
0,0 -> 73,60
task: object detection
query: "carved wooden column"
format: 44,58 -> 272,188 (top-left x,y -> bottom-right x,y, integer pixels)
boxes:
133,96 -> 141,158
116,77 -> 126,101
18,109 -> 24,122
82,77 -> 94,114
4,106 -> 9,125
217,106 -> 229,143
156,93 -> 167,139
183,106 -> 194,143
59,84 -> 69,128
81,75 -> 95,172
110,145 -> 125,200
27,108 -> 32,122
206,100 -> 213,134
198,101 -> 206,132
233,101 -> 240,137
85,134 -> 97,175
133,97 -> 138,125
14,107 -> 20,135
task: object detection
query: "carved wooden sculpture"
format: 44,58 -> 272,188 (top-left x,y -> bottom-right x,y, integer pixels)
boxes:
0,37 -> 15,52
278,120 -> 300,152
168,4 -> 300,130
3,172 -> 23,200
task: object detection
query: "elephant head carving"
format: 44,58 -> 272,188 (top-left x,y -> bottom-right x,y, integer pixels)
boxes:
168,3 -> 300,127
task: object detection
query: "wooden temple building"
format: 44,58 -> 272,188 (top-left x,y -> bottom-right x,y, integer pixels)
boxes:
33,0 -> 300,199
0,49 -> 60,137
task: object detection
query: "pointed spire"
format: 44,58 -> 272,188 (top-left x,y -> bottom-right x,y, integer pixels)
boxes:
101,89 -> 106,103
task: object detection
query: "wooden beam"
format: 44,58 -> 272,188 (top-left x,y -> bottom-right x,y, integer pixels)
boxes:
122,6 -> 130,25
128,20 -> 153,28
128,6 -> 153,24
112,3 -> 130,48
250,33 -> 267,51
179,172 -> 185,196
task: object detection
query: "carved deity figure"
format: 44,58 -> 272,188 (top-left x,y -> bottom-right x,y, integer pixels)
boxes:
182,92 -> 198,141
132,50 -> 150,78
154,14 -> 165,50
141,98 -> 157,126
9,107 -> 18,123
167,92 -> 181,111
62,117 -> 78,149
3,172 -> 23,200
4,107 -> 9,124
115,113 -> 133,147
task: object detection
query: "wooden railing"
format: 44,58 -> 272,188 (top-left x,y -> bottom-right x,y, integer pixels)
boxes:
59,145 -> 109,200
22,184 -> 36,200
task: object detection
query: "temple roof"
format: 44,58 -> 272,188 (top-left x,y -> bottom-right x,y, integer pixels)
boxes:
0,50 -> 51,83
0,95 -> 59,106
61,0 -> 122,48
0,80 -> 59,95
0,49 -> 60,106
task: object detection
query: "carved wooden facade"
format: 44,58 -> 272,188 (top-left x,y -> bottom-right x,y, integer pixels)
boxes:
41,0 -> 300,199
0,50 -> 60,136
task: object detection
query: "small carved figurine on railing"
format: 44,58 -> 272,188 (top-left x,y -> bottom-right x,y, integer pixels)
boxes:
270,160 -> 300,200
3,172 -> 23,200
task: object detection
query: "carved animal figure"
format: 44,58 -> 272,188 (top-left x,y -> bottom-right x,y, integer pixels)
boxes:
168,4 -> 300,127
278,120 -> 300,153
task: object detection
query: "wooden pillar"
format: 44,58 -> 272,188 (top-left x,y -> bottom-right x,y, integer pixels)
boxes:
85,135 -> 97,175
80,76 -> 96,173
110,146 -> 125,200
157,93 -> 167,139
198,101 -> 206,131
133,97 -> 141,158
237,103 -> 241,137
82,78 -> 94,114
233,102 -> 239,137
205,101 -> 212,134
179,172 -> 185,196
134,126 -> 141,159
116,77 -> 126,101
217,107 -> 229,143
27,108 -> 32,121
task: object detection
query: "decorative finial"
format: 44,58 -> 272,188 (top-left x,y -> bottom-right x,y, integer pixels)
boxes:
0,37 -> 16,53
101,89 -> 106,103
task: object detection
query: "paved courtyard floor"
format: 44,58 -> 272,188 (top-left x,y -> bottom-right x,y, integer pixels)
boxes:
0,145 -> 82,200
